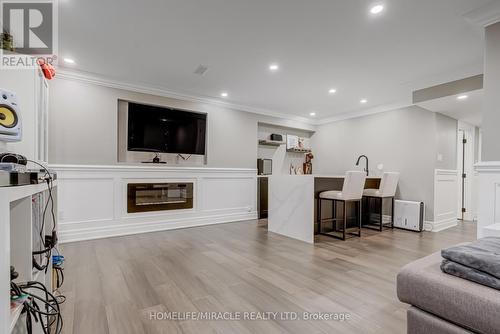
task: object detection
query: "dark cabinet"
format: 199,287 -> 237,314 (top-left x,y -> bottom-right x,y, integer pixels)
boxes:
258,177 -> 268,219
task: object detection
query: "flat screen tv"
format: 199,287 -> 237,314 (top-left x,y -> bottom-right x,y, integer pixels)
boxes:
127,102 -> 207,155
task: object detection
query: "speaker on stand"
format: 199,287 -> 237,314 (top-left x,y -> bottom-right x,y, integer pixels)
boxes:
0,88 -> 22,143
0,89 -> 26,174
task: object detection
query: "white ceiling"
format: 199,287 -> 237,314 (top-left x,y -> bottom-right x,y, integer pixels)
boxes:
418,89 -> 483,126
58,0 -> 491,120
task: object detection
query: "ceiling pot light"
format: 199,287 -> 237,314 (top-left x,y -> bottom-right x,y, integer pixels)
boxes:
63,58 -> 75,64
457,95 -> 468,100
309,112 -> 316,116
370,4 -> 384,14
220,92 -> 228,98
269,64 -> 279,71
360,99 -> 368,104
328,88 -> 337,94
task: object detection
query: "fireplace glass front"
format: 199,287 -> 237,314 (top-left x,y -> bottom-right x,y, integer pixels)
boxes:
127,182 -> 194,213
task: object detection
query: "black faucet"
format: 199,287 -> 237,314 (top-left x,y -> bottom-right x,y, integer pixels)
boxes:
356,155 -> 369,176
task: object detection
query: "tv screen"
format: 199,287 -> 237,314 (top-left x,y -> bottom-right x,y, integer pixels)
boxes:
127,102 -> 207,155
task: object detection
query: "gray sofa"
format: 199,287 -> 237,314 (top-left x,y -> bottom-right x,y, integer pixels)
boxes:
397,251 -> 500,334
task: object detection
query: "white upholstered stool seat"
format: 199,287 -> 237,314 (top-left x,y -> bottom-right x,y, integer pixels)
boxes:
362,188 -> 381,197
363,172 -> 400,198
319,190 -> 343,200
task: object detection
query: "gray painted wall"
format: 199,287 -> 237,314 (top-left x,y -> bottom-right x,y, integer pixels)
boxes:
49,77 -> 458,221
311,106 -> 457,220
435,112 -> 458,170
482,22 -> 500,161
48,77 -> 313,168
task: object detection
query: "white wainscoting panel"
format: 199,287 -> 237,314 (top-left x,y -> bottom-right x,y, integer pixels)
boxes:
428,169 -> 459,232
476,162 -> 500,238
51,165 -> 258,243
494,183 -> 500,224
201,177 -> 255,212
58,178 -> 115,223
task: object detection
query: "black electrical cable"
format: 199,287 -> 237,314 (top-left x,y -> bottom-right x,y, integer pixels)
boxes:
56,267 -> 64,288
32,193 -> 51,270
52,255 -> 66,305
27,160 -> 58,273
31,189 -> 51,271
13,280 -> 64,334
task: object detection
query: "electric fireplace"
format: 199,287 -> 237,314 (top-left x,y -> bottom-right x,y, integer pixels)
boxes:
127,182 -> 194,213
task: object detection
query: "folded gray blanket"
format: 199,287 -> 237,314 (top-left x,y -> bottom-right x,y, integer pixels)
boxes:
441,237 -> 500,290
441,259 -> 500,290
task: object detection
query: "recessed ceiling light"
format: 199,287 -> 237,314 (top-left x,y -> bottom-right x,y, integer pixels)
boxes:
360,99 -> 368,104
220,92 -> 228,98
269,64 -> 279,71
457,95 -> 468,100
370,4 -> 384,15
309,112 -> 316,116
328,88 -> 337,94
63,58 -> 75,64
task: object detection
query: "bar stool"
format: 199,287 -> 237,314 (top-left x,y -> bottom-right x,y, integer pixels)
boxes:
317,171 -> 367,240
362,172 -> 400,231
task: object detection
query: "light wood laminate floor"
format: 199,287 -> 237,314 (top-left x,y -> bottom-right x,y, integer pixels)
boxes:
59,220 -> 476,334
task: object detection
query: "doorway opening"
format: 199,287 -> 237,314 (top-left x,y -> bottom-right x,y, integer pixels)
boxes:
457,122 -> 479,221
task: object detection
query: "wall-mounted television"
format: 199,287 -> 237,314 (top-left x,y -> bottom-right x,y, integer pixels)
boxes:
127,102 -> 207,155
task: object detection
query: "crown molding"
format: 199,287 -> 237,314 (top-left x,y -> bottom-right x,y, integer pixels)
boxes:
464,1 -> 500,27
56,69 -> 414,127
55,69 -> 315,126
315,101 -> 412,125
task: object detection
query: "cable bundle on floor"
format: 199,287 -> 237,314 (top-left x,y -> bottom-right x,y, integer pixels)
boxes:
52,253 -> 66,304
11,277 -> 63,334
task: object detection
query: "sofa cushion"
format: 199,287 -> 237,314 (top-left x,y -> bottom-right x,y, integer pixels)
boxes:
407,307 -> 475,334
397,252 -> 500,334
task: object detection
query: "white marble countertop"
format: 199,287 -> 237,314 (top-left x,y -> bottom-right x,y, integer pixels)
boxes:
267,174 -> 381,179
313,174 -> 381,179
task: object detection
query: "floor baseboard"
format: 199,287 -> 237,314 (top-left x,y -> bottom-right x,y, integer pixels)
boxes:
424,218 -> 458,232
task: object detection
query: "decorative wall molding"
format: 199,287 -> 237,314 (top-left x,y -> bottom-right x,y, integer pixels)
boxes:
475,161 -> 500,173
56,69 -> 413,126
476,162 -> 500,238
56,70 -> 315,126
464,1 -> 500,27
50,164 -> 257,175
426,169 -> 459,232
56,68 -> 481,127
315,101 -> 411,125
424,218 -> 458,233
52,164 -> 258,243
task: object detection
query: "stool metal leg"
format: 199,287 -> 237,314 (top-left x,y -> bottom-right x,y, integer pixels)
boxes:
318,198 -> 363,241
342,200 -> 346,241
318,198 -> 322,234
333,200 -> 337,231
358,199 -> 362,237
391,197 -> 395,228
379,197 -> 383,232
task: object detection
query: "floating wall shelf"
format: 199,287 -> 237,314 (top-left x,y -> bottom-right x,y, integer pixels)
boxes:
286,148 -> 312,153
258,140 -> 285,147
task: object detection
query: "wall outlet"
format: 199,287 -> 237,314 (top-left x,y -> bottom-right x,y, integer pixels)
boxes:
437,153 -> 443,162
